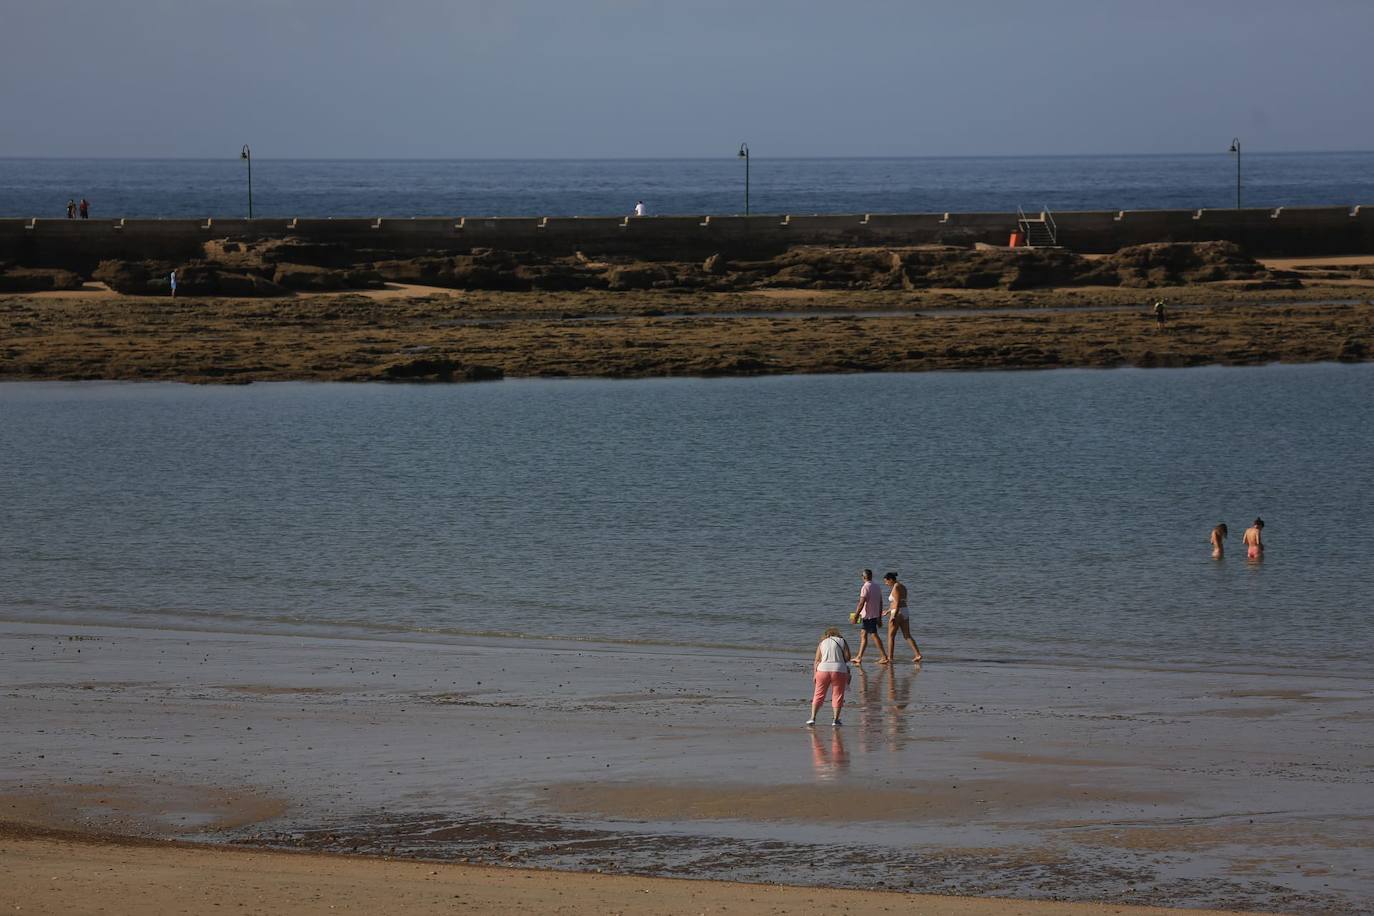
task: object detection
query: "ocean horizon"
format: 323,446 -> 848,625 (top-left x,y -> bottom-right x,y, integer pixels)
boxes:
4,151 -> 1374,218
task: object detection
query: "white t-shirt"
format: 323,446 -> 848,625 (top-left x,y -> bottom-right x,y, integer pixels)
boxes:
816,635 -> 848,673
633,202 -> 646,216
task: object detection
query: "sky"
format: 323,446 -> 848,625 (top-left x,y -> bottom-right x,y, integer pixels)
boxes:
2,0 -> 1373,159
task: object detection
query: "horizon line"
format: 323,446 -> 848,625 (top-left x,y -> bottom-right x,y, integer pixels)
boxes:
2,149 -> 1373,164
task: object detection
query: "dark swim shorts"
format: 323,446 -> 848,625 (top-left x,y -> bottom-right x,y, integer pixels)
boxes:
861,617 -> 880,634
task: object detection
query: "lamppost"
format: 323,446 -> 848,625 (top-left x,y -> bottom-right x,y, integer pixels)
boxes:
1229,138 -> 1241,208
241,144 -> 253,218
738,142 -> 750,216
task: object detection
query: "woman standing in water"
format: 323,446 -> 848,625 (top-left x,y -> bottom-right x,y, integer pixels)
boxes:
884,572 -> 923,663
1211,523 -> 1229,559
1243,518 -> 1265,560
807,627 -> 851,727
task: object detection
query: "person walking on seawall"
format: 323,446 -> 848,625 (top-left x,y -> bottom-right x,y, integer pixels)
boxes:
1243,518 -> 1264,560
66,199 -> 77,219
633,200 -> 646,217
169,269 -> 177,299
850,569 -> 889,665
79,198 -> 89,219
884,572 -> 922,663
807,627 -> 851,727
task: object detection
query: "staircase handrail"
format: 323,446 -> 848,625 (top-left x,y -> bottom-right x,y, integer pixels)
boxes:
1042,206 -> 1058,245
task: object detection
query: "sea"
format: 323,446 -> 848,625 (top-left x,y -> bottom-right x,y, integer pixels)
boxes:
3,365 -> 1372,675
2,152 -> 1374,218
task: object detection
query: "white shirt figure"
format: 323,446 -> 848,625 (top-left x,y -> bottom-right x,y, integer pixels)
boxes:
169,270 -> 177,297
633,200 -> 646,217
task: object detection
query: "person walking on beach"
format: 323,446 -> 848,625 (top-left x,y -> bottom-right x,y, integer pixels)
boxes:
1211,523 -> 1228,559
851,569 -> 889,665
884,572 -> 922,663
807,627 -> 851,727
1243,518 -> 1264,560
66,199 -> 77,219
633,200 -> 646,217
1153,298 -> 1167,327
169,269 -> 177,299
78,198 -> 89,219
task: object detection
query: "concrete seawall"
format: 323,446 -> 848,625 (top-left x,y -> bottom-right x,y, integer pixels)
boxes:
4,207 -> 1373,270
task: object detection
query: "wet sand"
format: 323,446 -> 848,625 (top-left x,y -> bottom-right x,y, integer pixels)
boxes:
1,283 -> 1371,381
2,620 -> 1370,912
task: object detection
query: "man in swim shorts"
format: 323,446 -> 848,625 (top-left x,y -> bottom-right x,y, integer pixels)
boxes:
851,569 -> 889,665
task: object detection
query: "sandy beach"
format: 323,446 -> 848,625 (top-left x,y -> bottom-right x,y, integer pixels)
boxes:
0,826 -> 1263,916
2,620 -> 1369,912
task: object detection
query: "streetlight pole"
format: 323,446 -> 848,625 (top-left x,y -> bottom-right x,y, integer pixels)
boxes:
738,142 -> 750,216
1229,138 -> 1241,208
241,145 -> 253,218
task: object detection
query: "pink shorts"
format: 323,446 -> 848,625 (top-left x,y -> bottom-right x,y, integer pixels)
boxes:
812,670 -> 849,711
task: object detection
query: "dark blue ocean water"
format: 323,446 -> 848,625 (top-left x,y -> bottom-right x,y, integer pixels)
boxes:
3,365 -> 1372,674
2,153 -> 1373,219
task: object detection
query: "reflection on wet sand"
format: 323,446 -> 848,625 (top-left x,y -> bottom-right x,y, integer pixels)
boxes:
808,729 -> 848,780
853,664 -> 918,755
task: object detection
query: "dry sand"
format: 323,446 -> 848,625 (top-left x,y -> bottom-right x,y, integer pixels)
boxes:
0,826 -> 1261,916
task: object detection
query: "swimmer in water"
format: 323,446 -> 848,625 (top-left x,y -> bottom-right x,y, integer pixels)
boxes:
1242,517 -> 1264,560
1211,523 -> 1228,559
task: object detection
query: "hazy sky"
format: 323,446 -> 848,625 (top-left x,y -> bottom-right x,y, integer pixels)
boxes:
3,0 -> 1372,159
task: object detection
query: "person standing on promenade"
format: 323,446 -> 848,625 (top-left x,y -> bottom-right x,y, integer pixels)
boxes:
1211,523 -> 1228,559
66,199 -> 76,219
1243,518 -> 1264,560
79,198 -> 89,219
851,569 -> 889,665
884,572 -> 922,663
169,269 -> 177,299
807,627 -> 851,727
633,200 -> 646,217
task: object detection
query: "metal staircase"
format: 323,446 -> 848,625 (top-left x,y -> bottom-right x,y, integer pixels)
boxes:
1017,207 -> 1059,248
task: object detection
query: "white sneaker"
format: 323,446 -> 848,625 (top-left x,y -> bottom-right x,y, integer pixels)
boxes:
804,719 -> 816,727
832,718 -> 842,726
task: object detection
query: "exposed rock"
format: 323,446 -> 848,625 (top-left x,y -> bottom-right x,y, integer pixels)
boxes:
1099,241 -> 1269,288
703,253 -> 728,275
203,238 -> 369,271
0,267 -> 84,292
271,263 -> 385,291
605,264 -> 675,291
93,260 -> 174,295
93,260 -> 288,297
381,358 -> 505,382
175,264 -> 289,297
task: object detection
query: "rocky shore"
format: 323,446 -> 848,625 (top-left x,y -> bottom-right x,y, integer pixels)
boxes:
1,240 -> 1371,382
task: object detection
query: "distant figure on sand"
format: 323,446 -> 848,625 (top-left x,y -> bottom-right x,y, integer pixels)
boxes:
169,269 -> 177,298
1153,299 -> 1167,327
884,572 -> 922,663
66,199 -> 77,219
807,627 -> 851,727
633,200 -> 646,217
851,569 -> 889,665
79,198 -> 89,219
1210,523 -> 1228,559
1243,518 -> 1264,560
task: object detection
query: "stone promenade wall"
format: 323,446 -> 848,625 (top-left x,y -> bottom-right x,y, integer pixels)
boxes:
3,207 -> 1373,270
